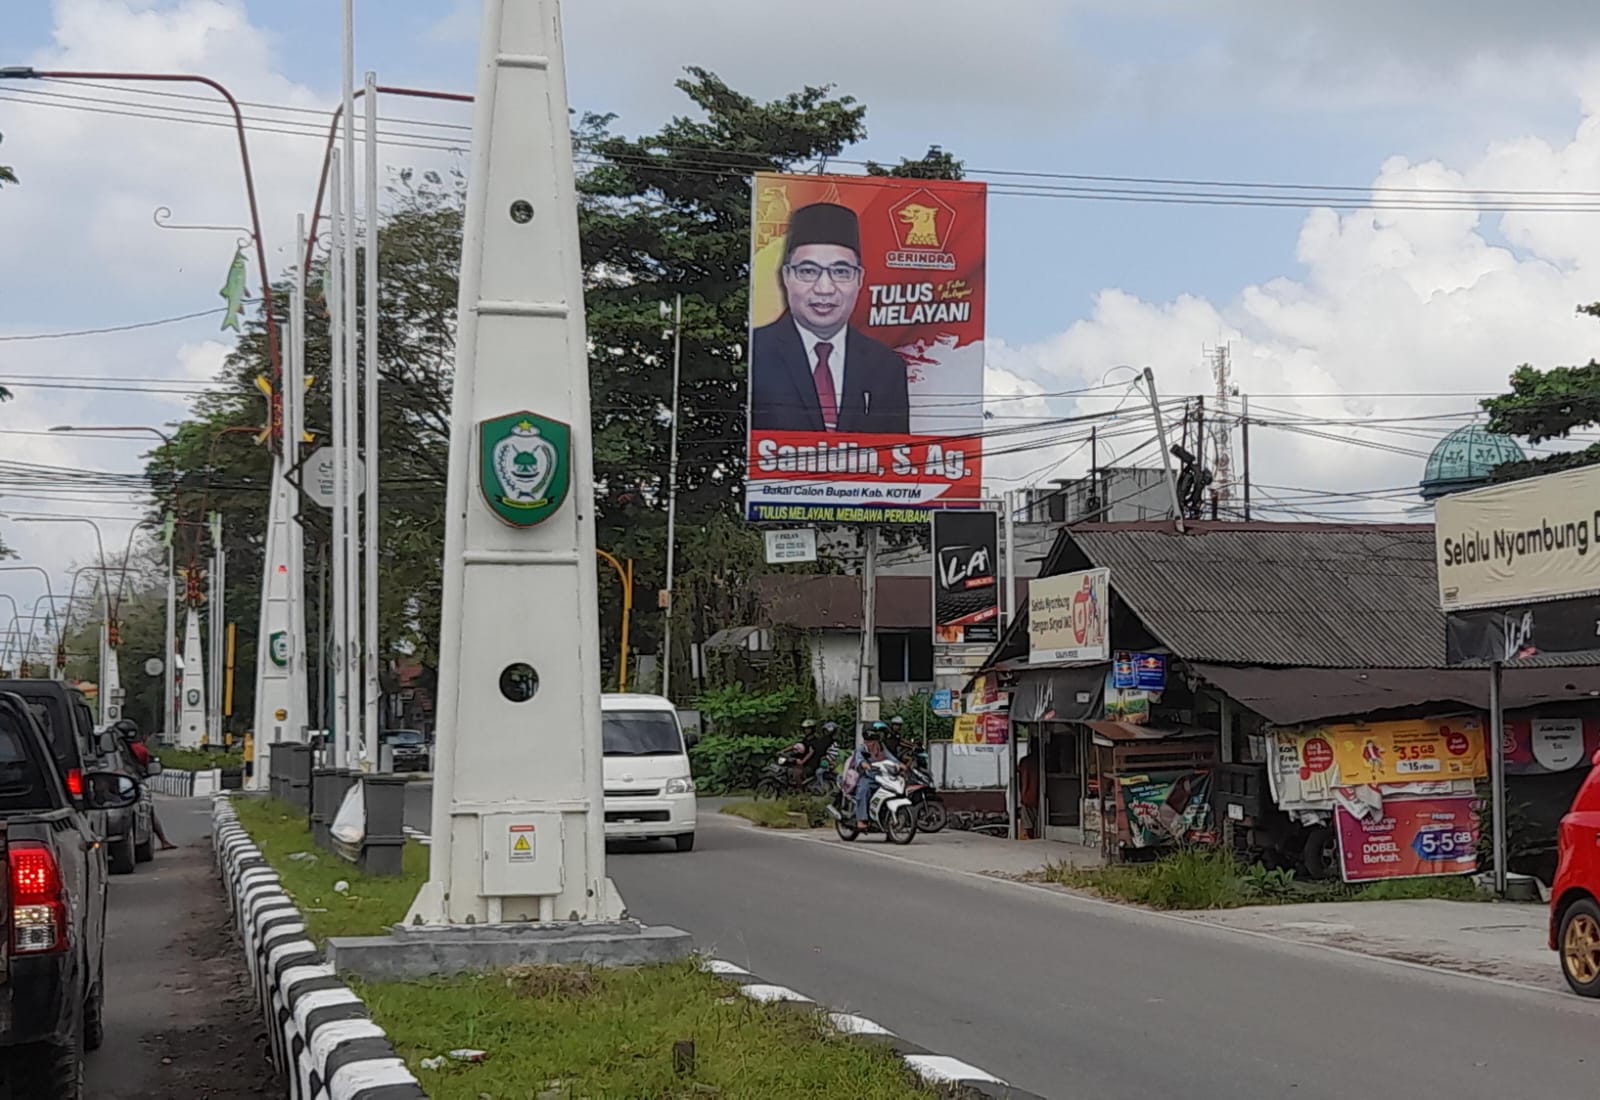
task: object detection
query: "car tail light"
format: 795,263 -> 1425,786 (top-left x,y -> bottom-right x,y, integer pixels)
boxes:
65,768 -> 83,799
11,844 -> 67,955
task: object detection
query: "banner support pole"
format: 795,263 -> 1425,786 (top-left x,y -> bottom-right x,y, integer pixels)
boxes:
1489,660 -> 1507,895
856,525 -> 878,750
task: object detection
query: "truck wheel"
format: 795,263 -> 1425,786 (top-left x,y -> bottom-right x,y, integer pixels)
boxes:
135,835 -> 154,863
1300,826 -> 1338,881
10,1008 -> 84,1099
1560,897 -> 1600,997
108,833 -> 136,876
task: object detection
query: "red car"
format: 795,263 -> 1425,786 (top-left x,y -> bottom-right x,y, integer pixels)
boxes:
1552,752 -> 1600,995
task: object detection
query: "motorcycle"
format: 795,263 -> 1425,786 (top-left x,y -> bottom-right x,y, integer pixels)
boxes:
827,759 -> 918,844
904,751 -> 947,833
755,743 -> 830,799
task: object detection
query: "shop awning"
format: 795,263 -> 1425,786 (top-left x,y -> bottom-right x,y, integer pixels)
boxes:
1008,664 -> 1107,723
1191,663 -> 1600,725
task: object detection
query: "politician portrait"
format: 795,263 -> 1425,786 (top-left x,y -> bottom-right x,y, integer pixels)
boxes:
748,201 -> 911,434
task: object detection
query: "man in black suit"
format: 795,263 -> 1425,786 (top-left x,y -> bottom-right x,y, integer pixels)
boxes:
749,202 -> 911,434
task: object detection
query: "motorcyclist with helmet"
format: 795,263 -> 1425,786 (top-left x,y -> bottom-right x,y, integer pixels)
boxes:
848,721 -> 897,830
795,719 -> 836,787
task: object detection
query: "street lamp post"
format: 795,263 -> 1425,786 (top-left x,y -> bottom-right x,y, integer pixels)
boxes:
595,550 -> 634,693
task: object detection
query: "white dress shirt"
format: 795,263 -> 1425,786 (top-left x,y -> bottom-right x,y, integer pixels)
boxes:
795,320 -> 846,411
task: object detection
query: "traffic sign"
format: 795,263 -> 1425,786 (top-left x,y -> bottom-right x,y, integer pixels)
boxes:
303,446 -> 367,509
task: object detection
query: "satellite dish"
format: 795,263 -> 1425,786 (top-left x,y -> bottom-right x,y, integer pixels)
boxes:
143,657 -> 164,678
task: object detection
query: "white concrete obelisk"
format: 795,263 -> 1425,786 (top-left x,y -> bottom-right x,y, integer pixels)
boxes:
178,608 -> 206,747
408,0 -> 616,925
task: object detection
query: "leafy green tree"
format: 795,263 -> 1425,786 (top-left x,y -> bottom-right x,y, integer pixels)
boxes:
1483,303 -> 1600,480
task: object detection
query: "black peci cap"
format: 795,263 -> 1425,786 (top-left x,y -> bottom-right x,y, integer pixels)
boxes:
784,202 -> 861,260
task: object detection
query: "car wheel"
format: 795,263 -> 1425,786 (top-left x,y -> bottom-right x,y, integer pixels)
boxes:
108,833 -> 136,876
1561,897 -> 1600,997
673,833 -> 695,853
1299,825 -> 1338,881
83,979 -> 104,1053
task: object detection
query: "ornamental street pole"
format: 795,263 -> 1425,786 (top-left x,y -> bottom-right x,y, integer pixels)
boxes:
409,0 -> 617,926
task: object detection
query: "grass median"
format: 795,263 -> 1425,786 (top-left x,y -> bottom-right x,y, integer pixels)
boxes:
357,960 -> 941,1099
230,795 -> 943,1098
156,745 -> 245,772
229,795 -> 426,942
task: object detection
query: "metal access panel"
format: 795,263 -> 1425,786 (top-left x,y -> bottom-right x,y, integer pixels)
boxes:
481,812 -> 565,897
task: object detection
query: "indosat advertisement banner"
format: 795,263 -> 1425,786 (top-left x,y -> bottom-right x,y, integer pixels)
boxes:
744,172 -> 988,524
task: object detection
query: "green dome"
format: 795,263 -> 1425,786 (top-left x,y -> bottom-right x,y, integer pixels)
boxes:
1419,424 -> 1526,500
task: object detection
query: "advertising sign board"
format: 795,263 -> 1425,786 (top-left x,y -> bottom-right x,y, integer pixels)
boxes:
1435,464 -> 1600,611
744,172 -> 988,523
932,509 -> 999,644
1335,795 -> 1479,882
1028,569 -> 1109,664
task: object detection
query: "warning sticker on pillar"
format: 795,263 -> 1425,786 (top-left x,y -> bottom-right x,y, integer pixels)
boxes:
509,824 -> 535,863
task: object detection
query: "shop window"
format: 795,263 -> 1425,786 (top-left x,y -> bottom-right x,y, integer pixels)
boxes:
876,633 -> 934,683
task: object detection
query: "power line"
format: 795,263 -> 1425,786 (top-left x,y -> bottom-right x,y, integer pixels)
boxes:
0,308 -> 226,341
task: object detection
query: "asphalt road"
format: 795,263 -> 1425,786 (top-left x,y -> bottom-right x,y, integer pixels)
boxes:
84,796 -> 277,1099
603,811 -> 1600,1100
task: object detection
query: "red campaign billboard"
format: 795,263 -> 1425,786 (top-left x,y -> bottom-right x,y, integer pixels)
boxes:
1334,795 -> 1479,883
745,172 -> 988,524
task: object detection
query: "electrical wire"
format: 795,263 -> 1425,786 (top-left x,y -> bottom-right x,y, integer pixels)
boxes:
0,308 -> 227,341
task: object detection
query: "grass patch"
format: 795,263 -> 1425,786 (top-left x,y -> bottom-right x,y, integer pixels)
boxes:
1036,849 -> 1485,910
720,796 -> 828,829
229,795 -> 426,942
154,746 -> 244,772
354,958 -> 939,1100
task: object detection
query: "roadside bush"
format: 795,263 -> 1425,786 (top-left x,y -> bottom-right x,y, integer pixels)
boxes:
697,684 -> 803,738
688,734 -> 791,794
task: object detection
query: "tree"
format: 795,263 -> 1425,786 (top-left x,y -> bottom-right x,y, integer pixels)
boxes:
1482,303 -> 1600,481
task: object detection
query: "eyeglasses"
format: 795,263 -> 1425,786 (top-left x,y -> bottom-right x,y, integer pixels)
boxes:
784,261 -> 863,285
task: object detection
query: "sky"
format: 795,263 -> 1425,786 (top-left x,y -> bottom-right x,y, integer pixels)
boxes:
5,0 -> 1600,629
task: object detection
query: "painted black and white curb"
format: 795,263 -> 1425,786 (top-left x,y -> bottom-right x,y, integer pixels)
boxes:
212,795 -> 426,1100
700,958 -> 1048,1100
152,767 -> 222,797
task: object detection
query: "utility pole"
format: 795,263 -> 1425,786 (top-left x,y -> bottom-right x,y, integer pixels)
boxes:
1241,394 -> 1252,521
660,293 -> 682,701
1143,368 -> 1186,534
363,70 -> 382,759
410,0 -> 618,927
329,149 -> 351,764
208,512 -> 225,743
163,517 -> 176,743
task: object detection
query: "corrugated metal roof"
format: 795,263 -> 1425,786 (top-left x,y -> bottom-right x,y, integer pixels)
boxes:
1068,523 -> 1443,667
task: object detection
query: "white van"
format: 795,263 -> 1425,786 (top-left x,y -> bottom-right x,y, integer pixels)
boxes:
601,693 -> 697,851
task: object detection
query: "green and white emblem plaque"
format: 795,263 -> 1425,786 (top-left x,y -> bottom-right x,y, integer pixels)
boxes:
479,411 -> 570,527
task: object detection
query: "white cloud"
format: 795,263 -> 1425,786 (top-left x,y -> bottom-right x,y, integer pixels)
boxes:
990,91 -> 1600,518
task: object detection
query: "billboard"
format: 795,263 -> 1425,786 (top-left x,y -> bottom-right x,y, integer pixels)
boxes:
1322,716 -> 1487,786
1335,795 -> 1479,883
932,509 -> 999,645
1028,569 -> 1109,664
1435,464 -> 1600,611
744,172 -> 988,524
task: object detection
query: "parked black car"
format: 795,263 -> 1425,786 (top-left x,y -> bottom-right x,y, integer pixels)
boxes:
0,681 -> 152,875
381,729 -> 430,772
0,690 -> 140,1097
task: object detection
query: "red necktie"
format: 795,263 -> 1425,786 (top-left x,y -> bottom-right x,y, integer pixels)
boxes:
813,341 -> 838,430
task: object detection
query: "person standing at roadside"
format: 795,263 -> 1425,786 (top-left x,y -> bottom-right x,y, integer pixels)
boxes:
114,719 -> 177,850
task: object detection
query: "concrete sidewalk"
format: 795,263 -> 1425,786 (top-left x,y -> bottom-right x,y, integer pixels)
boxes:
1176,898 -> 1558,990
